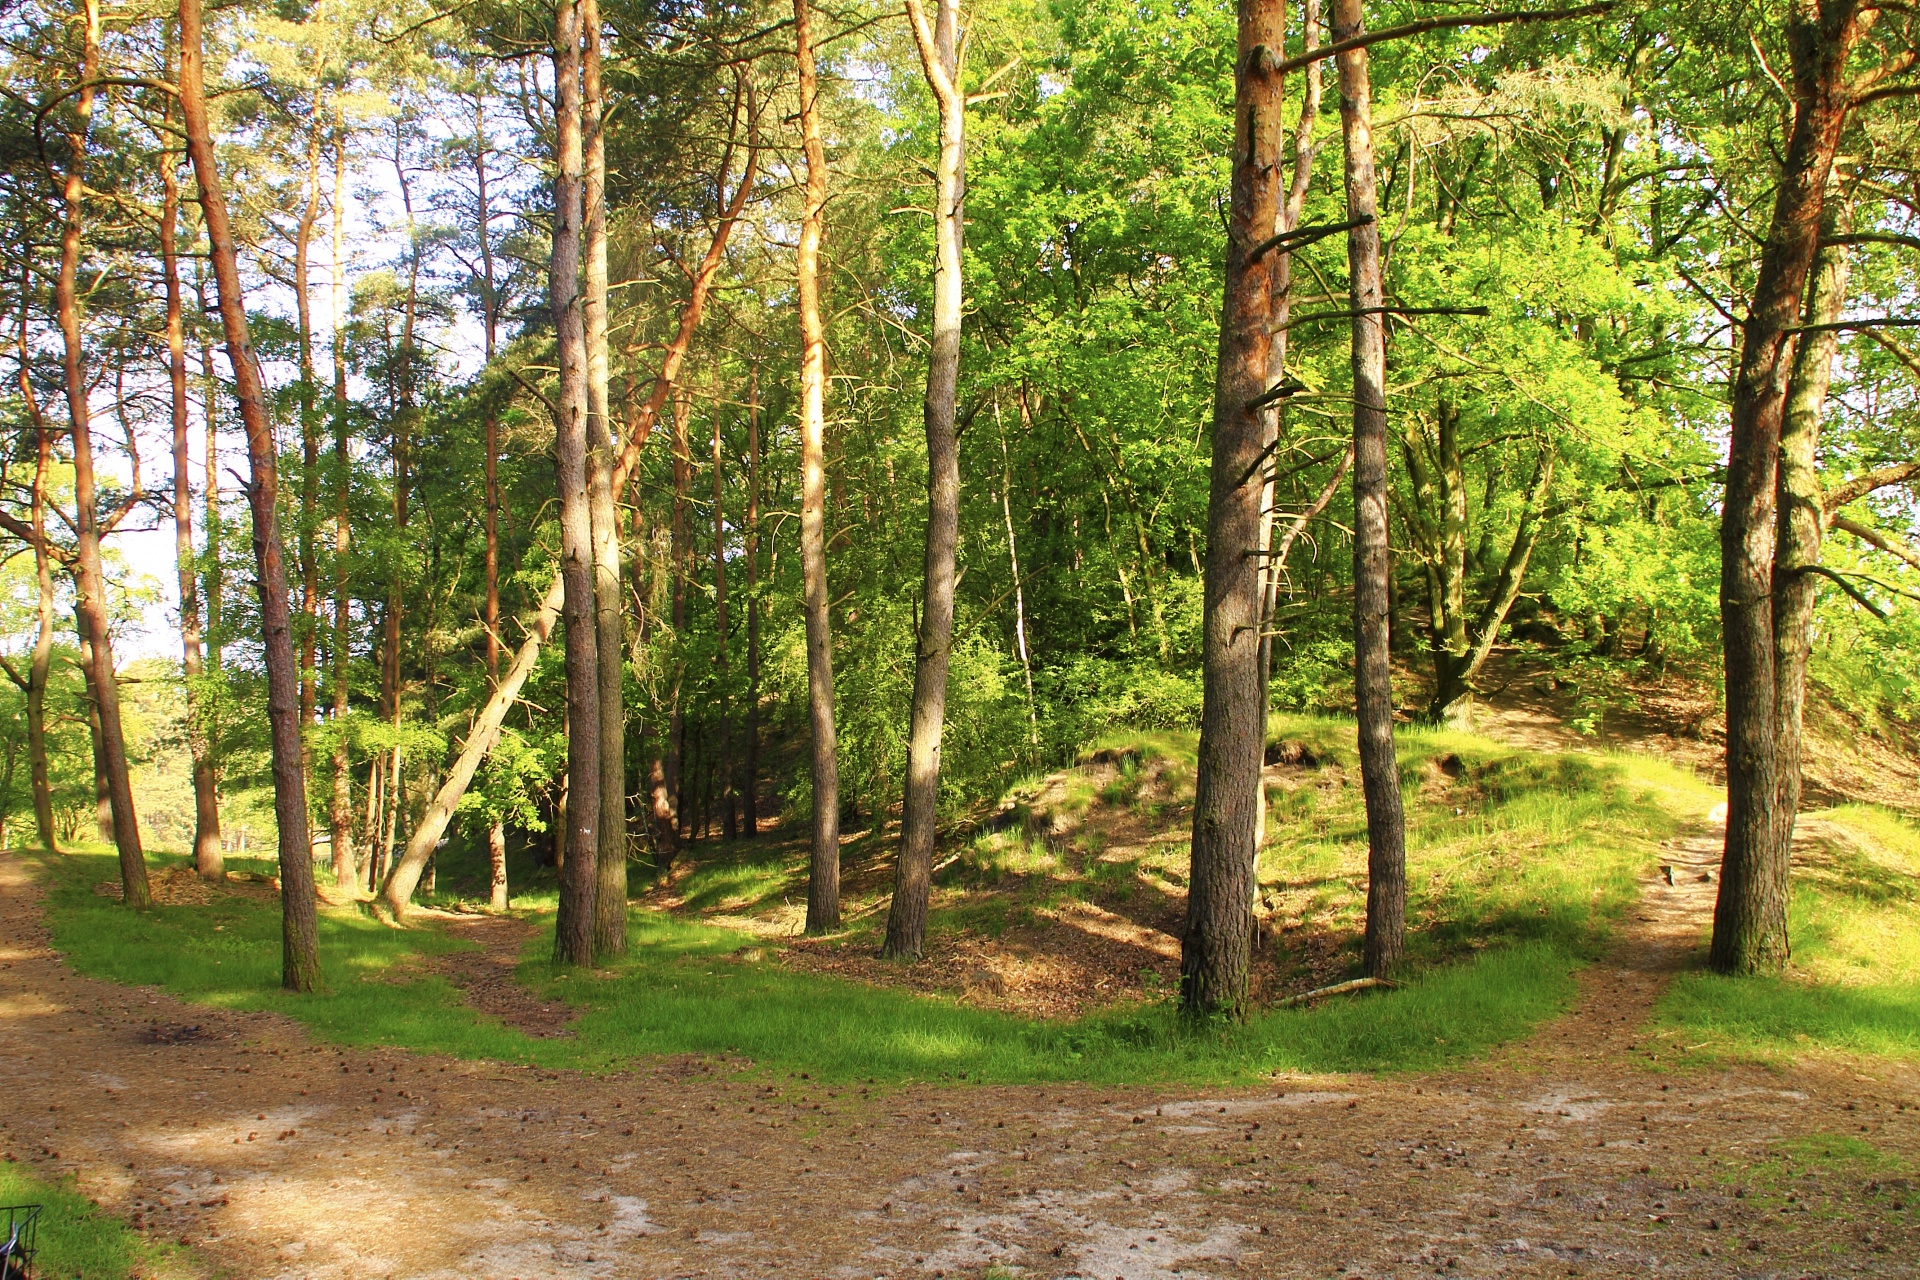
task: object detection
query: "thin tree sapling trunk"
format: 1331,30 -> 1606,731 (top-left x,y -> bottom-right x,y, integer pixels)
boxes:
710,379 -> 735,841
329,123 -> 358,896
162,78 -> 223,878
743,362 -> 763,838
14,282 -> 60,853
181,0 -> 318,988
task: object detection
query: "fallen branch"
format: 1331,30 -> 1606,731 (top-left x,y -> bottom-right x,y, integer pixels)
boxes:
1271,976 -> 1398,1008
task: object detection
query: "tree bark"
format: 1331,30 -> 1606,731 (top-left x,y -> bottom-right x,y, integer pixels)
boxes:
1334,0 -> 1407,979
743,362 -> 763,839
196,259 -> 222,673
581,0 -> 626,956
55,0 -> 147,905
794,0 -> 842,928
329,123 -> 358,896
1770,203 -> 1850,899
1712,0 -> 1862,976
1180,0 -> 1284,1017
550,0 -> 600,967
14,276 -> 60,854
883,0 -> 966,961
162,73 -> 223,878
295,124 -> 323,748
474,93 -> 509,913
182,0 -> 318,989
710,379 -> 735,842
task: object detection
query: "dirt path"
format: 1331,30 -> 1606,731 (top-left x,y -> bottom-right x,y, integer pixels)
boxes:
1,850 -> 1916,1280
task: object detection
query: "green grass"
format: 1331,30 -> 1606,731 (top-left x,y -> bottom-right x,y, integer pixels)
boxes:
39,715 -> 1757,1084
0,1160 -> 194,1279
1659,804 -> 1920,1063
44,843 -> 1577,1083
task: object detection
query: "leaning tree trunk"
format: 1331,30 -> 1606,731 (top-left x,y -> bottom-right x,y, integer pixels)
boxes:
161,84 -> 223,879
182,0 -> 318,990
382,131 -> 759,919
1334,0 -> 1406,979
1712,1 -> 1861,976
1180,0 -> 1284,1018
883,0 -> 966,961
582,0 -> 627,958
1771,206 -> 1850,891
794,0 -> 843,929
55,0 -> 147,907
550,0 -> 600,967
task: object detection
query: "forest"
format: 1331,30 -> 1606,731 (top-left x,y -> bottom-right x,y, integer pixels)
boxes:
1,0 -> 1919,1273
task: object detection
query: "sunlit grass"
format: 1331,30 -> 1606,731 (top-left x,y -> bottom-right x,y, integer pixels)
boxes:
0,1160 -> 194,1280
1659,804 -> 1920,1063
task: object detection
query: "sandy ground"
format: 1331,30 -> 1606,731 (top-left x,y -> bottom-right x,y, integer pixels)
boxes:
2,835 -> 1917,1280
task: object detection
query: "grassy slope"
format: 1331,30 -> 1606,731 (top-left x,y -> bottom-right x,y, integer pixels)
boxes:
1660,805 -> 1920,1063
41,715 -> 1726,1083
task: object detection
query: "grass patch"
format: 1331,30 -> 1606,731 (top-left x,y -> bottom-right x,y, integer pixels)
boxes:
41,714 -> 1726,1083
46,846 -> 1578,1084
1258,714 -> 1707,977
0,1160 -> 195,1279
1659,805 -> 1920,1063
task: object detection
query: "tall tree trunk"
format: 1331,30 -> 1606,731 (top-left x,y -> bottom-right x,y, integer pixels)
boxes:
55,0 -> 146,905
743,362 -> 763,838
383,125 -> 418,867
181,0 -> 318,989
1770,204 -> 1850,900
475,94 -> 509,913
711,379 -> 735,842
794,0 -> 842,927
883,0 -> 966,960
196,260 -> 222,672
583,0 -> 626,956
329,123 -> 358,896
1180,0 -> 1284,1017
295,125 -> 323,751
1334,0 -> 1407,979
162,75 -> 223,879
1712,0 -> 1862,975
550,0 -> 600,967
14,278 -> 59,853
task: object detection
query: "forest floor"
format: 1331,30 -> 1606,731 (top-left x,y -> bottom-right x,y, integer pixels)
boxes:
3,817 -> 1918,1279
